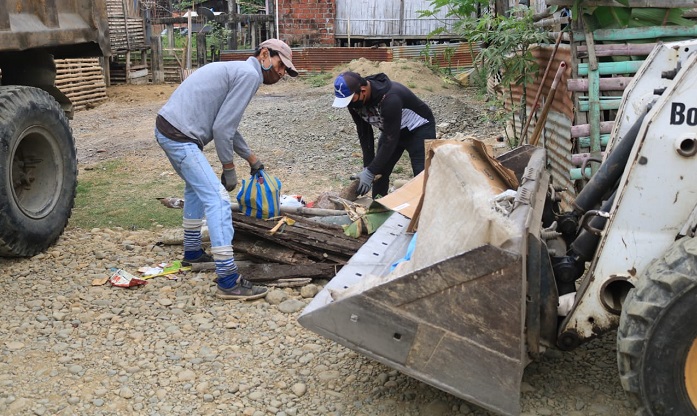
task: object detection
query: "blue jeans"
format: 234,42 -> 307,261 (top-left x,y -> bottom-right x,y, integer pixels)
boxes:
155,128 -> 233,251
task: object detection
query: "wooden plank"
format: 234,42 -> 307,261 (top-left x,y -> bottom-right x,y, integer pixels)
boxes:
233,233 -> 316,265
576,43 -> 656,58
574,25 -> 697,42
571,121 -> 614,138
242,263 -> 339,282
577,60 -> 643,76
567,76 -> 633,92
232,214 -> 365,262
578,98 -> 622,111
578,135 -> 610,148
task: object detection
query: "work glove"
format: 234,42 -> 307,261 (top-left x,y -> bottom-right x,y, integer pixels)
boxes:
353,167 -> 375,196
221,167 -> 238,192
250,159 -> 264,176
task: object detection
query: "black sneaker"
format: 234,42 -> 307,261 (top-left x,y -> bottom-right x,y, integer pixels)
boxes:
181,251 -> 214,266
216,278 -> 268,300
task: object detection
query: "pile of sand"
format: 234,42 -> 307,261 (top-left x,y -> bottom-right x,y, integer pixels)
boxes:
330,57 -> 452,94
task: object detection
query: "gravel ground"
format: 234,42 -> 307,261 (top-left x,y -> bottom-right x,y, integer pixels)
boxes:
0,62 -> 636,416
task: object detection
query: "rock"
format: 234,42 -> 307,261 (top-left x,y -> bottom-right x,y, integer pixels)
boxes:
291,383 -> 307,397
119,386 -> 134,399
266,289 -> 288,305
277,299 -> 305,314
299,284 -> 319,299
178,370 -> 196,382
5,342 -> 24,351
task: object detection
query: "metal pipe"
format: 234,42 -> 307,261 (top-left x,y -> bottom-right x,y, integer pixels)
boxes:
275,0 -> 279,39
529,61 -> 567,147
572,110 -> 647,214
521,29 -> 564,143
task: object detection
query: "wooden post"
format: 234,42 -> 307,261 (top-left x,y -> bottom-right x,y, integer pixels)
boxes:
186,8 -> 192,69
167,23 -> 174,48
227,0 -> 238,49
196,32 -> 207,67
125,50 -> 131,83
151,36 -> 165,84
100,56 -> 111,87
583,15 -> 601,177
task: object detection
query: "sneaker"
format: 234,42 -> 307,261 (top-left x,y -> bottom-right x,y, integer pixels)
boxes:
216,278 -> 268,300
181,251 -> 213,266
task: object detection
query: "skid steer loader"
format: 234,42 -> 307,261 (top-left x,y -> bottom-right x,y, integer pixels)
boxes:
299,40 -> 697,416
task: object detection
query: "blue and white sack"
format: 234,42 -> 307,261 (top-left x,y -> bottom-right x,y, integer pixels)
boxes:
236,169 -> 282,219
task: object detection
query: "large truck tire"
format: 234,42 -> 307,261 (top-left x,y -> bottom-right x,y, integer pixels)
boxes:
617,236 -> 697,416
0,86 -> 77,257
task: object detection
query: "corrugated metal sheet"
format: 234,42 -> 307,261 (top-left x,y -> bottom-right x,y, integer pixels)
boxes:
541,111 -> 576,209
506,45 -> 574,119
505,45 -> 576,208
334,0 -> 456,38
220,44 -> 477,75
392,43 -> 479,74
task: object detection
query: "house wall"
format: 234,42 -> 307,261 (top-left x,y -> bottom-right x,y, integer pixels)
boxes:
334,0 -> 456,40
277,0 -> 335,47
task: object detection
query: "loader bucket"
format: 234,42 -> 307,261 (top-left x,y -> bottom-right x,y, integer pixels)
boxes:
299,144 -> 550,416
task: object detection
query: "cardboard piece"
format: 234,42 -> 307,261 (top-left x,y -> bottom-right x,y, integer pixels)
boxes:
375,171 -> 425,219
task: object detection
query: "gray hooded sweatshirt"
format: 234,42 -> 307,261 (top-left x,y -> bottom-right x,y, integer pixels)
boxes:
157,56 -> 262,165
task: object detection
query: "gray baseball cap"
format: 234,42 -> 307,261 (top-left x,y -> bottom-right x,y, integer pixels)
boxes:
259,39 -> 298,77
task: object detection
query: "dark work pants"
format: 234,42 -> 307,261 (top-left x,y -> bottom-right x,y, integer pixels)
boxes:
372,126 -> 431,199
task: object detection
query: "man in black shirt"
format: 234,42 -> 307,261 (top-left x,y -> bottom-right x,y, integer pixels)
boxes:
333,71 -> 436,198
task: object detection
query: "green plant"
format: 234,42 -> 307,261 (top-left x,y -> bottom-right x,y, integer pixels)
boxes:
71,159 -> 183,230
305,72 -> 334,88
422,2 -> 550,147
442,46 -> 455,74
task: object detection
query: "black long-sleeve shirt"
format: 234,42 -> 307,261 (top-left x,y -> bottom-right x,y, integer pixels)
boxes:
348,73 -> 435,174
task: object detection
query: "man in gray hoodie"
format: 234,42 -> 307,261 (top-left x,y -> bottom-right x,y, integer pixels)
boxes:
155,38 -> 297,300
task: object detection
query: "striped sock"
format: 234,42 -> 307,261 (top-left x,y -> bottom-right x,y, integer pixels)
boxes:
183,229 -> 201,253
215,258 -> 239,289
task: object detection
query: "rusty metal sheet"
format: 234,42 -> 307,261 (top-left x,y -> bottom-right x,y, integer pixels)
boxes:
506,45 -> 574,120
505,45 -> 576,208
392,42 -> 479,74
220,43 -> 477,76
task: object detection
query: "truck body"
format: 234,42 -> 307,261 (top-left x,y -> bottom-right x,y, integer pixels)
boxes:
299,40 -> 697,415
0,0 -> 110,256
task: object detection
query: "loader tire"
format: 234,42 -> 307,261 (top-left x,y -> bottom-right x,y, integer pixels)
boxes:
0,86 -> 77,257
617,236 -> 697,416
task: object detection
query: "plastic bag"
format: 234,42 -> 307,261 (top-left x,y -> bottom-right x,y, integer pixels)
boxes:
236,169 -> 282,219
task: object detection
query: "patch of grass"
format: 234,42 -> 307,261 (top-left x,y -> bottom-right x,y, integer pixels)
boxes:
407,82 -> 417,89
304,72 -> 334,88
71,158 -> 184,230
